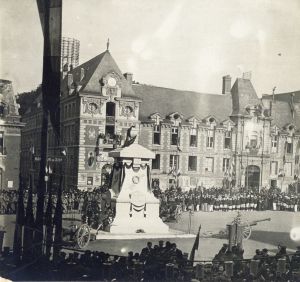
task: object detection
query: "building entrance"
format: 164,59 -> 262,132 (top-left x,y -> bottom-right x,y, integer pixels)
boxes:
245,165 -> 260,191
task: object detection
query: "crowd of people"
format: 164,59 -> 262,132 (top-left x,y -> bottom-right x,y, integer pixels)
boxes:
0,190 -> 18,214
157,185 -> 300,214
1,184 -> 300,217
2,239 -> 300,281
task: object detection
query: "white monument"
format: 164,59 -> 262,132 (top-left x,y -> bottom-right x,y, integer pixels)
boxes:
107,143 -> 169,234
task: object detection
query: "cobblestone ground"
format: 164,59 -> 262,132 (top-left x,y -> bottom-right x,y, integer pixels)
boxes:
1,210 -> 300,260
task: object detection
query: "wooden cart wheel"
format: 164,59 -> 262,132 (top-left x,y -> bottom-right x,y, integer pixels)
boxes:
242,222 -> 252,240
76,224 -> 91,249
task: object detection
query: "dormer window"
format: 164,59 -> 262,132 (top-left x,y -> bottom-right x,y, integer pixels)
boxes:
168,112 -> 182,126
209,117 -> 215,123
204,116 -> 217,128
174,113 -> 180,120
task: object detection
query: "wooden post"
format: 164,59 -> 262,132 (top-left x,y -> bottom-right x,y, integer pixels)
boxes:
250,259 -> 259,276
165,263 -> 175,281
102,262 -> 112,281
227,224 -> 235,250
225,261 -> 233,277
277,257 -> 286,274
195,263 -> 204,280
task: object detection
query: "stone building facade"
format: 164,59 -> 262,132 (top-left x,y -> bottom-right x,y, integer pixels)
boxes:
20,50 -> 140,190
0,79 -> 24,189
19,49 -> 300,192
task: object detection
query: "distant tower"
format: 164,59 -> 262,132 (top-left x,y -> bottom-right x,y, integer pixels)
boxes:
61,37 -> 80,71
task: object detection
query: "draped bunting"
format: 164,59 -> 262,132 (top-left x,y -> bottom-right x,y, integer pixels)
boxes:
110,163 -> 123,196
110,162 -> 152,196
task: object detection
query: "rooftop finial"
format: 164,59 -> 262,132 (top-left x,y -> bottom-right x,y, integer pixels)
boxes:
107,38 -> 110,51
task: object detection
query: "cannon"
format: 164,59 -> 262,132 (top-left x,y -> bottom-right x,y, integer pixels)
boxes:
225,214 -> 271,250
237,217 -> 271,240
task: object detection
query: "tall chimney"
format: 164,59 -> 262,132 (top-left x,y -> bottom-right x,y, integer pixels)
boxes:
124,72 -> 133,86
222,75 -> 231,94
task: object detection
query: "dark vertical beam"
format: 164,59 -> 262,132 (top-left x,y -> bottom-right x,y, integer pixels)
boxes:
35,0 -> 62,256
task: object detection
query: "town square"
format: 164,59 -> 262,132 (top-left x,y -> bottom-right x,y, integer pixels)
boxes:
1,0 -> 300,281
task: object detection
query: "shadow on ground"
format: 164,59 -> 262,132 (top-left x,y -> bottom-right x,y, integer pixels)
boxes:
250,230 -> 298,249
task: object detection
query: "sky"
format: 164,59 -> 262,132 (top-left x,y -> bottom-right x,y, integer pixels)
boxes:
1,0 -> 300,97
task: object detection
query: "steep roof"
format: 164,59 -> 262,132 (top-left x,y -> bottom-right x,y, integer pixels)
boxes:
262,91 -> 300,128
132,84 -> 232,122
61,50 -> 136,98
262,91 -> 300,103
270,101 -> 295,128
231,78 -> 261,115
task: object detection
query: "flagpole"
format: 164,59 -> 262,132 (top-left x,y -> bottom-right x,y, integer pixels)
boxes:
189,224 -> 201,263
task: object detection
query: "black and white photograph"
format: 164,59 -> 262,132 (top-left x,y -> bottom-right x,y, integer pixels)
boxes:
1,0 -> 300,281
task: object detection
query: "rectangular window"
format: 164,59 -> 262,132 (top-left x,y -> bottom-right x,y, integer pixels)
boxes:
270,161 -> 278,175
188,156 -> 197,171
153,125 -> 161,145
87,176 -> 93,186
284,162 -> 292,176
286,142 -> 293,154
190,128 -> 197,147
224,131 -> 231,149
0,132 -> 3,154
170,155 -> 179,169
222,158 -> 230,172
271,135 -> 278,153
206,130 -> 214,148
152,154 -> 160,170
205,157 -> 214,172
171,127 -> 178,145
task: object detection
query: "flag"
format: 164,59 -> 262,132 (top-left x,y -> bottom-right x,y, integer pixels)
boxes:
34,0 -> 62,258
36,0 -> 62,137
13,175 -> 25,264
189,225 -> 201,262
122,126 -> 137,148
23,175 -> 35,262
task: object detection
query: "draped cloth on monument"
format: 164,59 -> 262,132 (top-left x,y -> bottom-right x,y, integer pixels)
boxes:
110,163 -> 151,197
122,163 -> 148,195
110,163 -> 124,196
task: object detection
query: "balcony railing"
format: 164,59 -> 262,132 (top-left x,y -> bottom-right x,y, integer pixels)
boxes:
106,115 -> 115,124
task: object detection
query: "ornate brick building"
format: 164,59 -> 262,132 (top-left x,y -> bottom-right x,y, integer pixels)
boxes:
19,49 -> 300,192
0,79 -> 24,189
20,50 -> 140,190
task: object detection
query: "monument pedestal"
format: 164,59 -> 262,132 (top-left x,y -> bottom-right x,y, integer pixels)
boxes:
107,144 -> 169,235
110,195 -> 169,234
